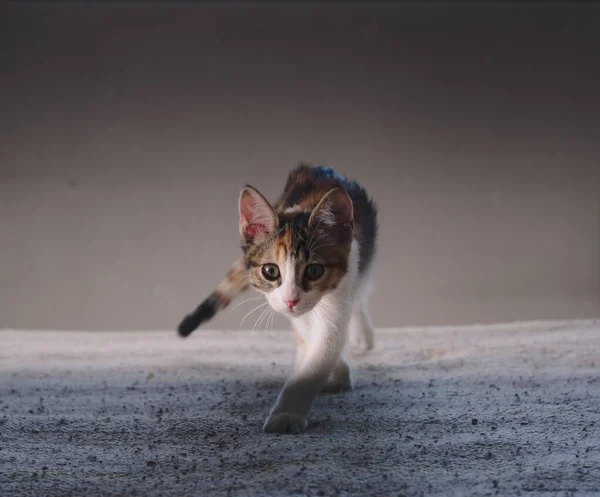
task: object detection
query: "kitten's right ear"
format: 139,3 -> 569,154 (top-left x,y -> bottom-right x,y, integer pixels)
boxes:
238,185 -> 278,243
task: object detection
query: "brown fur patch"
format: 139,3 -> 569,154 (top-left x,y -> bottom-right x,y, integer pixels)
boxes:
213,290 -> 231,308
309,265 -> 347,293
273,163 -> 377,275
274,228 -> 291,262
226,256 -> 248,286
214,256 -> 250,309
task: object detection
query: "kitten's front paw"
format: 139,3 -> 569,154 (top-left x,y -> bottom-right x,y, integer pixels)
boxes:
263,412 -> 308,434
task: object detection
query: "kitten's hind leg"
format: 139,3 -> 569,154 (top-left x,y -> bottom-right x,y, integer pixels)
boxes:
348,279 -> 375,353
319,356 -> 352,394
348,304 -> 375,353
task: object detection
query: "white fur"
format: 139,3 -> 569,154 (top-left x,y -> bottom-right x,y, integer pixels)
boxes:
348,270 -> 375,351
263,240 -> 374,434
283,204 -> 310,214
278,258 -> 301,305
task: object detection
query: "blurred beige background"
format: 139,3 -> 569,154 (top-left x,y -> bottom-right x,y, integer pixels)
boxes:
1,2 -> 599,331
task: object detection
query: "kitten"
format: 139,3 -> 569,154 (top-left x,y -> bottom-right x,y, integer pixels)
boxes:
177,164 -> 378,434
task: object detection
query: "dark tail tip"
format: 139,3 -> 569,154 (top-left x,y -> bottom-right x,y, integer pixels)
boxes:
177,294 -> 219,338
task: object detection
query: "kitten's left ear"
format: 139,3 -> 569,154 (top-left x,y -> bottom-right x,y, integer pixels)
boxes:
238,185 -> 279,243
308,188 -> 354,231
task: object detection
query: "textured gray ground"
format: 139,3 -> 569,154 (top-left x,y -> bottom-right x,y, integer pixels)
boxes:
1,321 -> 599,497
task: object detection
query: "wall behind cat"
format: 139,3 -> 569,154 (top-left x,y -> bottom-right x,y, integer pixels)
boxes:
1,2 -> 599,330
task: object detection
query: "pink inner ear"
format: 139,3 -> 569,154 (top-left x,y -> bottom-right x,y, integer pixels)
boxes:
239,187 -> 277,241
239,198 -> 254,224
240,201 -> 268,239
244,223 -> 266,239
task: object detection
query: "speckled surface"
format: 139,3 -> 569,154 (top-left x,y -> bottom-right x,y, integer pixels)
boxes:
1,321 -> 599,496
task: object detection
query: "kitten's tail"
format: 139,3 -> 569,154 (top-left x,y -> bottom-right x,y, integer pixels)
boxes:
177,256 -> 250,337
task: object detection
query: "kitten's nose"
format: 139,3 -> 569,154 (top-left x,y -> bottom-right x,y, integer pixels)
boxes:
285,299 -> 300,310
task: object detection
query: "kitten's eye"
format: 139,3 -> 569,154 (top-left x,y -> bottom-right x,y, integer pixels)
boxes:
304,263 -> 325,281
261,263 -> 280,281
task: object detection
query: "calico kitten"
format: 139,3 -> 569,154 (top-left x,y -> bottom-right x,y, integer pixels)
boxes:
177,164 -> 378,434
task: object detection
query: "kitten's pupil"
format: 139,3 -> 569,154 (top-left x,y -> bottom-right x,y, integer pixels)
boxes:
305,263 -> 325,281
261,264 -> 280,281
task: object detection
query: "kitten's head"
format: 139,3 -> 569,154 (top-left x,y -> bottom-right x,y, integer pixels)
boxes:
238,185 -> 354,317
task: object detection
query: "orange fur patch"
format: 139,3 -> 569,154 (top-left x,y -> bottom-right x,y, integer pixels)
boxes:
294,329 -> 305,350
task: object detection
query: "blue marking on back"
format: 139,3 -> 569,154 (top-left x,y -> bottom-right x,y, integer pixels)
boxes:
312,165 -> 356,190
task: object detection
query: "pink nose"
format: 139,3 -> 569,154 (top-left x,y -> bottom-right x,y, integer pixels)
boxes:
285,299 -> 300,309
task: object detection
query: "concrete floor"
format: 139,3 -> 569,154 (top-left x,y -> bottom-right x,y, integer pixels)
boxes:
1,321 -> 599,496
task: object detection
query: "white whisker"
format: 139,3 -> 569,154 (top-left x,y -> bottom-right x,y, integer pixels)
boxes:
308,227 -> 331,251
268,308 -> 277,334
307,217 -> 327,252
239,302 -> 269,331
226,296 -> 266,316
251,304 -> 272,335
309,242 -> 336,253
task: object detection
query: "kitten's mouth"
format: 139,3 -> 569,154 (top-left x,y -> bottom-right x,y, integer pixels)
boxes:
282,305 -> 310,317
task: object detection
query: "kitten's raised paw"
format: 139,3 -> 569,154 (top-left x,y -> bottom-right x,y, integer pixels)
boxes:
263,412 -> 308,434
